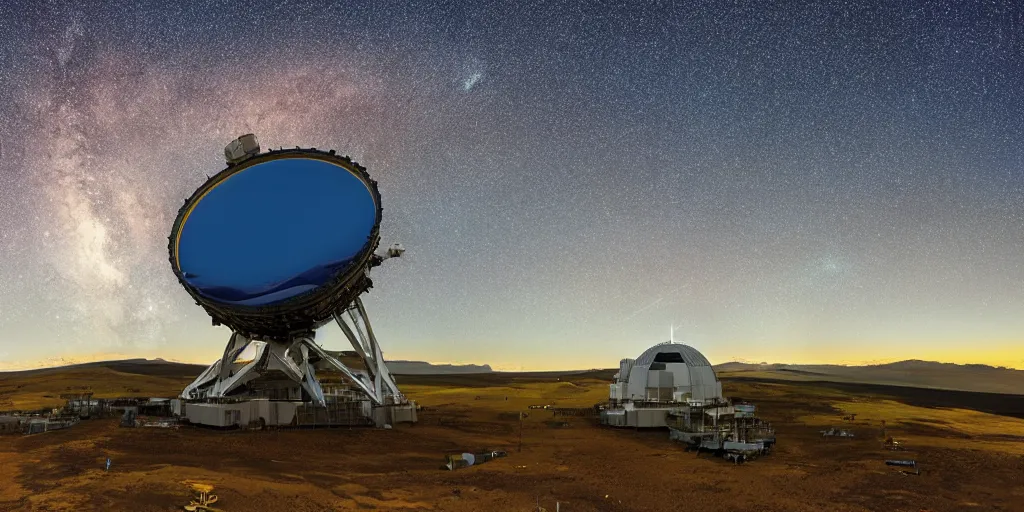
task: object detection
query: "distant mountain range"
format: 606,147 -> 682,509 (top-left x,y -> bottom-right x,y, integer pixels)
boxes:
0,357 -> 493,376
386,360 -> 493,374
714,359 -> 1024,395
3,357 -> 1020,395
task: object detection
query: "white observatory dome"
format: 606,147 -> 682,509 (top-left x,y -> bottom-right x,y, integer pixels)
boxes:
610,342 -> 723,404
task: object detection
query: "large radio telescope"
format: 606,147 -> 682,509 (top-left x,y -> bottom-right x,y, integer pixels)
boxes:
170,134 -> 408,408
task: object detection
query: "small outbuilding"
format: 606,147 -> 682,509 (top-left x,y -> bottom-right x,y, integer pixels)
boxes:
0,416 -> 23,435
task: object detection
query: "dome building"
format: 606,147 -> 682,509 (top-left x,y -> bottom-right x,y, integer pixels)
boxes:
601,337 -> 725,428
600,333 -> 777,460
610,342 -> 723,405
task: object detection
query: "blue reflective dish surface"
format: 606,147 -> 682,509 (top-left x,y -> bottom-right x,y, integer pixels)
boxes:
175,157 -> 378,306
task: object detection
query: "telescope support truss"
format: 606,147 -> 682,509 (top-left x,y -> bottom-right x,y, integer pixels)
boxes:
181,297 -> 403,406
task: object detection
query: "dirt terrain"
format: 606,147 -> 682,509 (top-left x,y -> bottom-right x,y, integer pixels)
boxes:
1,367 -> 1023,511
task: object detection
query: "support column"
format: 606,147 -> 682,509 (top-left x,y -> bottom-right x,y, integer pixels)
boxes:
180,298 -> 406,408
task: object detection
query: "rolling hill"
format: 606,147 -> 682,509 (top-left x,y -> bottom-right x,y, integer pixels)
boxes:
714,359 -> 1024,395
386,360 -> 493,374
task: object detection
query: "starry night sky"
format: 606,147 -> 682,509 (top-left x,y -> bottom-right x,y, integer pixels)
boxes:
0,1 -> 1022,371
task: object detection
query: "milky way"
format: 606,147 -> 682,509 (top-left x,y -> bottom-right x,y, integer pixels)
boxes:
0,1 -> 1022,370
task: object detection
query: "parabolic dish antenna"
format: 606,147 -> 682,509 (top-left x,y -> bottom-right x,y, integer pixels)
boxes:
169,146 -> 384,341
172,135 -> 407,407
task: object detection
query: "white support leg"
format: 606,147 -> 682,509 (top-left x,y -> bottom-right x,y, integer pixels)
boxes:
218,332 -> 251,382
295,341 -> 326,407
181,299 -> 405,407
209,343 -> 266,397
334,298 -> 402,403
181,332 -> 260,400
303,340 -> 381,405
354,298 -> 401,399
180,361 -> 221,399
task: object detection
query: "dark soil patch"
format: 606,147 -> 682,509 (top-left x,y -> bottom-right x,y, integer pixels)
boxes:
725,377 -> 1024,419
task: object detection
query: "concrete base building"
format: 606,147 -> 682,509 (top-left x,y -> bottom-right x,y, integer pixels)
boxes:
178,398 -> 416,429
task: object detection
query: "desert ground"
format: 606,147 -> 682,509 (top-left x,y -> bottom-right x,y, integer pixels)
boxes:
1,364 -> 1023,511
